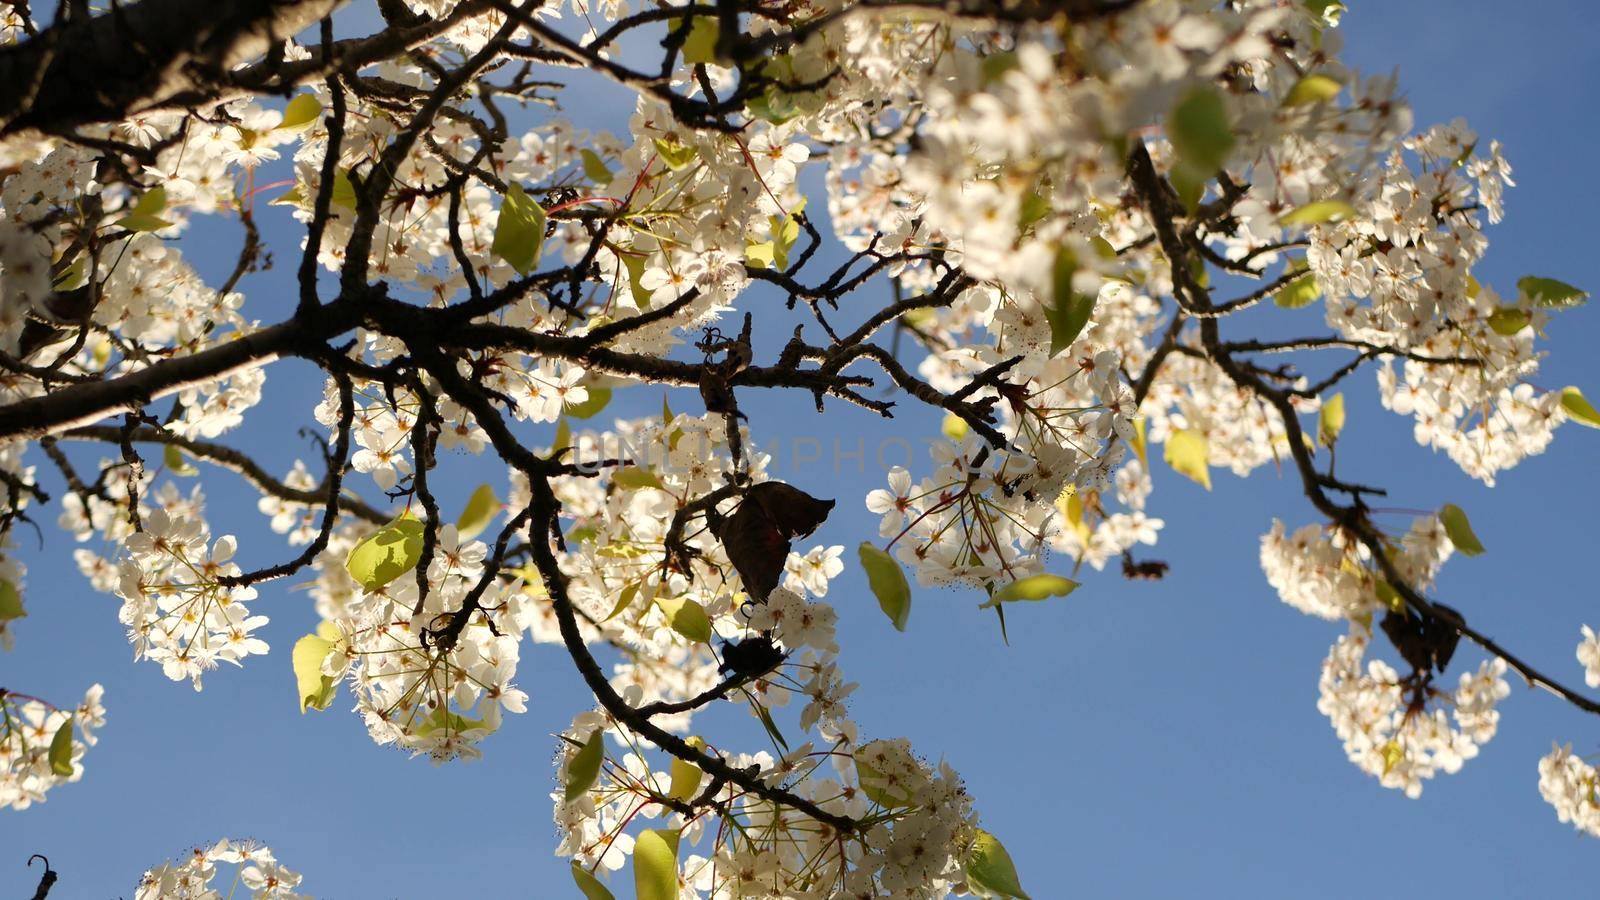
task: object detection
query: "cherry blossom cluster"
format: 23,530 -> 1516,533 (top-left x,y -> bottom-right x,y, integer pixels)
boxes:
135,838 -> 305,900
0,684 -> 105,811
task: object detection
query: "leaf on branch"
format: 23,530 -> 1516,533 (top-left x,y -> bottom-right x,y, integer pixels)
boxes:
633,829 -> 680,900
162,443 -> 198,476
345,515 -> 425,591
1164,428 -> 1212,490
48,716 -> 74,777
1284,74 -> 1342,107
1280,200 -> 1356,226
965,828 -> 1031,900
859,542 -> 911,631
566,386 -> 612,420
564,729 -> 605,802
680,15 -> 720,65
1439,503 -> 1485,557
1486,307 -> 1531,336
1046,248 -> 1097,357
1167,87 -> 1234,210
1275,262 -> 1322,309
292,621 -> 342,713
1318,393 -> 1346,446
455,484 -> 500,541
278,93 -> 323,132
656,595 -> 713,643
571,862 -> 615,900
580,149 -> 614,185
1560,386 -> 1600,429
979,573 -> 1079,610
1518,275 -> 1587,308
115,186 -> 173,232
668,737 -> 706,801
652,135 -> 698,171
491,182 -> 547,276
942,413 -> 970,440
0,578 -> 22,621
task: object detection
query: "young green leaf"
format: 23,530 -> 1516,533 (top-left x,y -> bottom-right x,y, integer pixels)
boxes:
966,829 -> 1031,900
859,542 -> 911,631
1280,199 -> 1356,226
48,716 -> 74,777
656,596 -> 712,643
668,738 -> 705,801
115,186 -> 173,232
345,516 -> 426,591
1274,265 -> 1322,309
1486,307 -> 1531,336
653,135 -> 698,171
564,729 -> 605,802
633,829 -> 680,900
942,412 -> 970,441
1518,275 -> 1587,308
1439,503 -> 1485,557
278,93 -> 324,131
571,863 -> 616,900
163,444 -> 198,476
1284,73 -> 1342,106
979,573 -> 1079,609
754,700 -> 789,751
1319,392 -> 1346,446
623,253 -> 654,309
1168,87 -> 1235,177
580,149 -> 614,185
603,581 -> 641,621
491,182 -> 547,276
1560,386 -> 1600,429
611,467 -> 664,491
0,578 -> 22,621
1045,247 -> 1097,357
455,484 -> 500,540
1164,429 -> 1212,490
680,15 -> 720,65
291,626 -> 340,713
855,751 -> 912,807
566,386 -> 612,420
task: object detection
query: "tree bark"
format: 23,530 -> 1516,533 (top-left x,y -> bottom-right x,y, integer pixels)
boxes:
0,0 -> 344,136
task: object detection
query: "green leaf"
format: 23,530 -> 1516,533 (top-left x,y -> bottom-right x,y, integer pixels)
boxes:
580,149 -> 614,185
680,15 -> 720,65
1318,392 -> 1346,446
623,253 -> 654,309
1561,386 -> 1600,429
1486,307 -> 1531,336
1373,580 -> 1404,614
1304,0 -> 1346,25
292,621 -> 341,713
0,579 -> 22,621
633,829 -> 680,900
491,182 -> 548,276
1380,740 -> 1404,776
1439,503 -> 1485,557
566,386 -> 612,420
571,863 -> 616,900
859,542 -> 911,631
979,573 -> 1079,610
345,515 -> 426,592
549,417 -> 572,458
966,829 -> 1031,900
612,467 -> 663,491
330,170 -> 357,210
754,700 -> 789,751
162,443 -> 198,476
48,716 -> 74,777
115,186 -> 173,232
603,581 -> 641,621
1517,275 -> 1588,308
657,596 -> 712,643
1284,74 -> 1342,107
1275,270 -> 1322,309
1281,200 -> 1356,226
564,729 -> 605,802
455,484 -> 499,540
942,413 -> 970,441
745,240 -> 777,269
269,185 -> 303,207
1168,87 -> 1234,179
278,93 -> 323,131
1045,248 -> 1097,357
653,135 -> 698,171
53,254 -> 87,290
746,83 -> 801,124
414,708 -> 486,738
1164,429 -> 1212,490
668,738 -> 705,801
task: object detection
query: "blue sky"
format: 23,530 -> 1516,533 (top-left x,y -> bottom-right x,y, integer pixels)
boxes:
5,1 -> 1600,896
